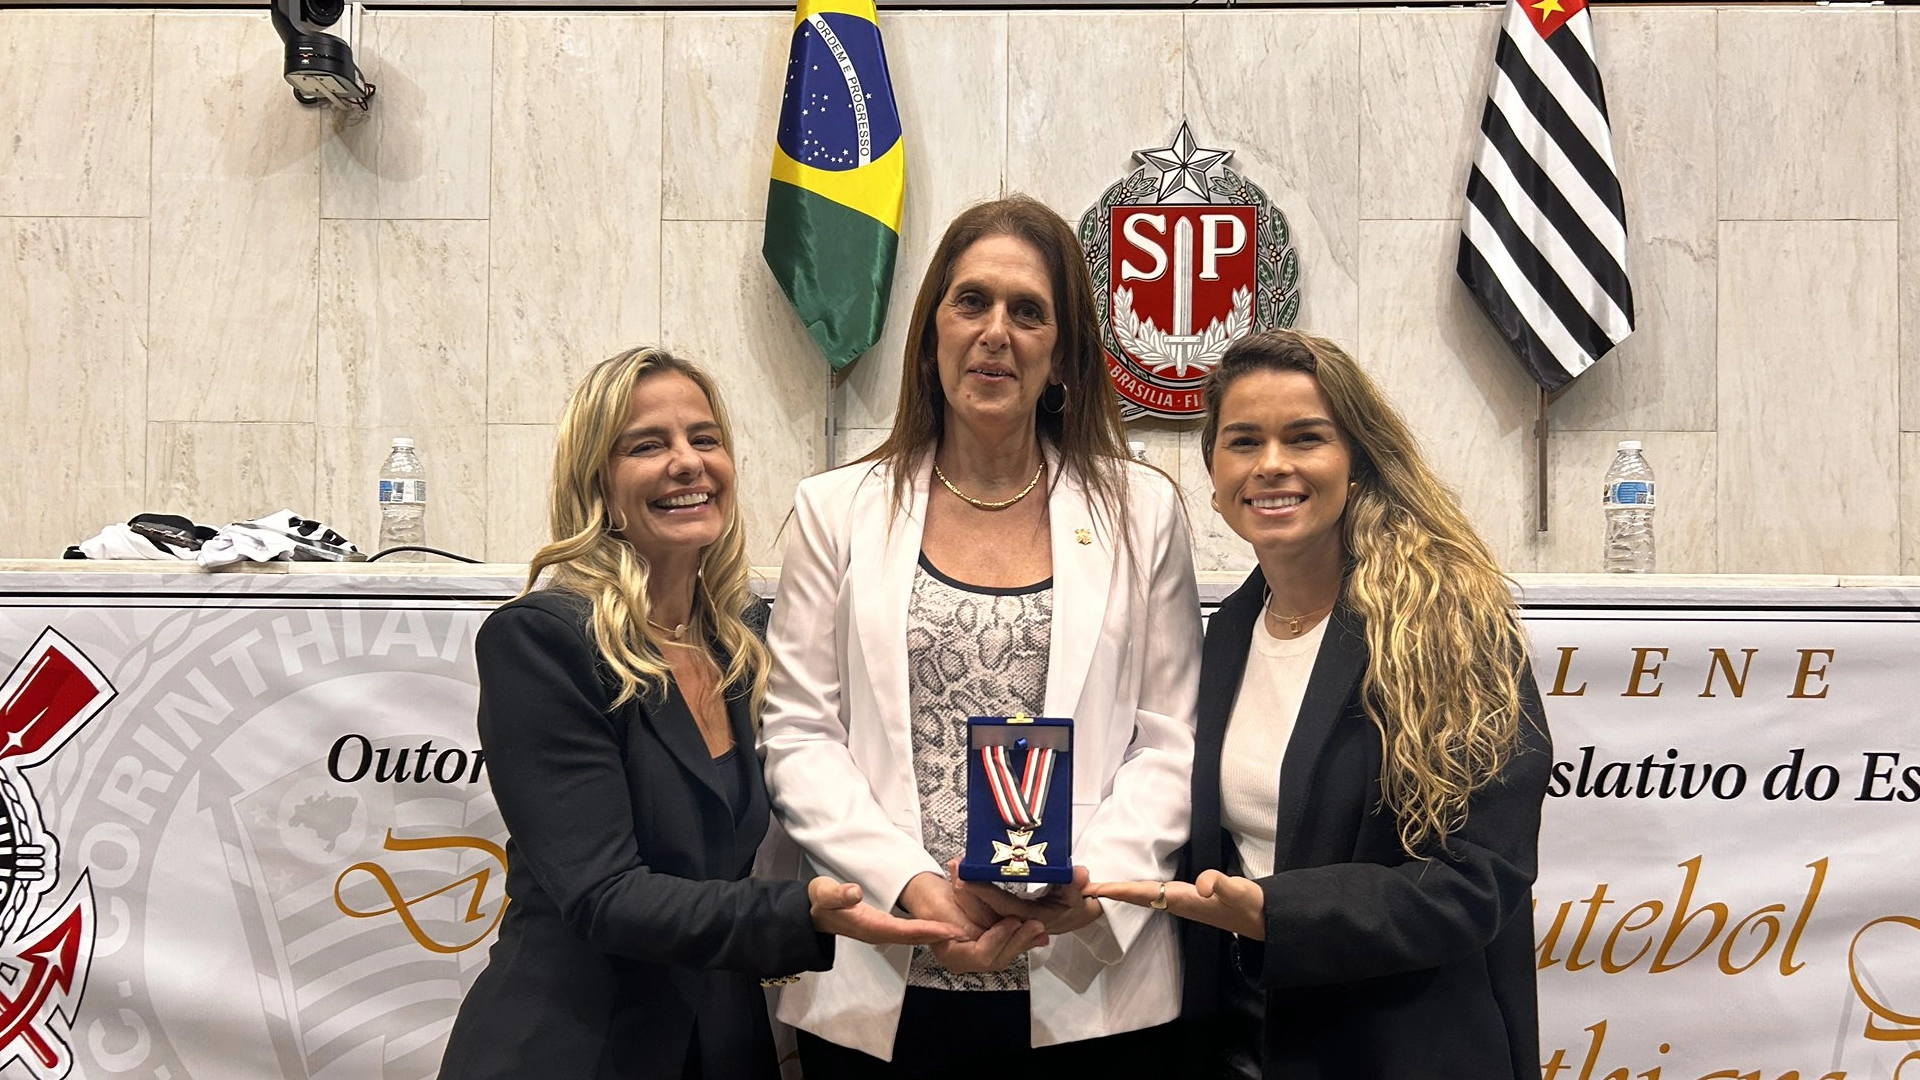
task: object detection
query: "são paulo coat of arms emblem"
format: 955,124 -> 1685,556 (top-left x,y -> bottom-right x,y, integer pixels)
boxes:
1078,121 -> 1300,421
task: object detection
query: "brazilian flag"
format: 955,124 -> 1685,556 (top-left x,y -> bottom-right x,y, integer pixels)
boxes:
762,0 -> 904,371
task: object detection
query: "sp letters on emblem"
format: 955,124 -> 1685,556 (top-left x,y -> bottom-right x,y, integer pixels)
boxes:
1078,121 -> 1300,421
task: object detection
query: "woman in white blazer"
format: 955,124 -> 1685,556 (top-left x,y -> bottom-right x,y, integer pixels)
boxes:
760,196 -> 1203,1077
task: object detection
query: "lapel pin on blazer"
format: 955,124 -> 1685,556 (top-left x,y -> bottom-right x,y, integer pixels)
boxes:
1074,528 -> 1092,546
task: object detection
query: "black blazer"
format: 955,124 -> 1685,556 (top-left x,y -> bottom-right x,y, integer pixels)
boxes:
1180,570 -> 1551,1080
440,590 -> 831,1080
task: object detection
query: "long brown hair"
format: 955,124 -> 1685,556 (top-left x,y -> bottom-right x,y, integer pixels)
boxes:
525,347 -> 769,714
859,195 -> 1133,537
1202,329 -> 1532,857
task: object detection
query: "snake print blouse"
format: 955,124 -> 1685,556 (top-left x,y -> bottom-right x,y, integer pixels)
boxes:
903,554 -> 1053,992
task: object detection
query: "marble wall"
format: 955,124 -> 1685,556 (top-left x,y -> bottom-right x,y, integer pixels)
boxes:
0,5 -> 1909,573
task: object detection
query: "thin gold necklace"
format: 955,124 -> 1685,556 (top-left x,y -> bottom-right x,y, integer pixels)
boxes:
1263,592 -> 1335,637
647,618 -> 689,642
933,460 -> 1044,511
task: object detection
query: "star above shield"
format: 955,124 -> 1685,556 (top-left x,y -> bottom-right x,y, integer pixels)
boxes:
1135,121 -> 1232,204
1079,120 -> 1300,420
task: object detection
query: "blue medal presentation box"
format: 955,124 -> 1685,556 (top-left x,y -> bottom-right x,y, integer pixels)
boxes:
959,715 -> 1073,884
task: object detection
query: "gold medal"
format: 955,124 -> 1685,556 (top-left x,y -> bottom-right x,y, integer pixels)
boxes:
989,828 -> 1049,877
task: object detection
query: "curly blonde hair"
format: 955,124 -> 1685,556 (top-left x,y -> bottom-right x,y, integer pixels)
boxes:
1201,330 -> 1532,856
523,347 -> 769,714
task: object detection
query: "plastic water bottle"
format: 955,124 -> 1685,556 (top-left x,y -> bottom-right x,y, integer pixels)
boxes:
1602,440 -> 1655,573
378,438 -> 427,559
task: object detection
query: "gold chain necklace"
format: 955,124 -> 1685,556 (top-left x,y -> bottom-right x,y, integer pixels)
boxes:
1263,593 -> 1336,637
933,460 -> 1044,511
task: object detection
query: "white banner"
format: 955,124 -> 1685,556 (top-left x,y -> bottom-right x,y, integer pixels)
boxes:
0,572 -> 1914,1078
1528,588 -> 1920,1080
0,571 -> 517,1080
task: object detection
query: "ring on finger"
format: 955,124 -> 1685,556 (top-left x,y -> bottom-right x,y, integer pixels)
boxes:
1150,882 -> 1169,910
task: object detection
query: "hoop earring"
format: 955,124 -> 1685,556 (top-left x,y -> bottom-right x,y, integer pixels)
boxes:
1042,382 -> 1068,415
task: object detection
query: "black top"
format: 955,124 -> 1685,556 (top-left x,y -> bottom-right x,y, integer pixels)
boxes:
916,552 -> 1053,596
439,590 -> 832,1080
712,745 -> 753,825
1180,569 -> 1552,1080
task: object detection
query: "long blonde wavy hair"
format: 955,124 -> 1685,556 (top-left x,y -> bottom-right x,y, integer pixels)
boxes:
1201,330 -> 1532,856
523,347 -> 769,714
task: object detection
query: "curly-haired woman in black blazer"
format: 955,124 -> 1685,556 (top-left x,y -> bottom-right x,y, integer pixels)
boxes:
1089,329 -> 1551,1079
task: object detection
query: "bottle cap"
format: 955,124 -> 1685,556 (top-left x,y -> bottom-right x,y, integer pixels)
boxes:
1617,440 -> 1642,451
392,437 -> 415,449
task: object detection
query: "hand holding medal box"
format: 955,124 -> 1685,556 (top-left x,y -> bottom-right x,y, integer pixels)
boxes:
958,715 -> 1073,884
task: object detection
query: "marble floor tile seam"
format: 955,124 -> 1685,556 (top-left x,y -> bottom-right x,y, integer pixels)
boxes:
315,210 -> 492,222
1547,426 -> 1721,434
1715,215 -> 1900,223
0,212 -> 151,221
146,420 -> 321,427
657,214 -> 776,223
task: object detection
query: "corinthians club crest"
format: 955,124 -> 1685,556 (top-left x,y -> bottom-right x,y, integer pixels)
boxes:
1079,121 -> 1299,421
0,628 -> 109,1080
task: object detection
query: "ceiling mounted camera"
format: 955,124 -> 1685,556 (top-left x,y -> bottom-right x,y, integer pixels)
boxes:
269,0 -> 374,112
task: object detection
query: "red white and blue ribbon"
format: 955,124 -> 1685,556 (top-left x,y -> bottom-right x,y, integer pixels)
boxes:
980,741 -> 1057,829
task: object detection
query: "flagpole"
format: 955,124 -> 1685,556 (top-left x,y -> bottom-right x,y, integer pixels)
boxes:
826,368 -> 840,469
1535,386 -> 1549,533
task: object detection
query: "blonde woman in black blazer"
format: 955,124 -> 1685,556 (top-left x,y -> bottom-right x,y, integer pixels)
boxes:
440,348 -> 957,1080
1089,330 -> 1551,1079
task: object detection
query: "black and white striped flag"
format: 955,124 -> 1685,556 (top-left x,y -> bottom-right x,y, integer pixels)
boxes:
1458,0 -> 1633,392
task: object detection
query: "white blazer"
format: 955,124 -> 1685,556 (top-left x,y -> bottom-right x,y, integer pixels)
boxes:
759,452 -> 1202,1059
